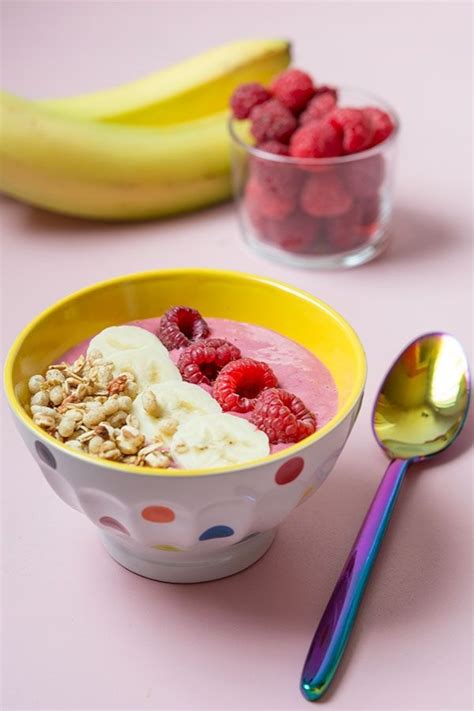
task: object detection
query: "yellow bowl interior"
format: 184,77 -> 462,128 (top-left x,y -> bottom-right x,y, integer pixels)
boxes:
4,269 -> 366,476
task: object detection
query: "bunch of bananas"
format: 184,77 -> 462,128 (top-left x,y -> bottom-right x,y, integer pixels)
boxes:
0,39 -> 290,221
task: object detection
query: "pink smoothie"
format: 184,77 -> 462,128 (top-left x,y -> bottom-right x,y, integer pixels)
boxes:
62,317 -> 338,454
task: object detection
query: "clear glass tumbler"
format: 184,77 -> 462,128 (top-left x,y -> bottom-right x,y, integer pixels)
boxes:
229,88 -> 399,269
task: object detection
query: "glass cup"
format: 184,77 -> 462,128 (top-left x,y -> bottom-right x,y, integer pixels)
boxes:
229,88 -> 399,269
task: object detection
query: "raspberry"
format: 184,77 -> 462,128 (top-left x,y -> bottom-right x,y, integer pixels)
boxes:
357,194 -> 381,226
230,82 -> 271,119
245,176 -> 294,220
325,206 -> 366,251
250,98 -> 298,144
265,213 -> 318,254
300,92 -> 337,125
250,388 -> 317,444
270,69 -> 315,113
363,107 -> 394,146
245,191 -> 267,235
343,155 -> 385,197
301,172 -> 353,217
178,338 -> 241,385
289,119 -> 343,159
158,306 -> 210,350
213,358 -> 278,413
329,108 -> 373,154
257,140 -> 290,156
314,85 -> 338,101
250,148 -> 303,204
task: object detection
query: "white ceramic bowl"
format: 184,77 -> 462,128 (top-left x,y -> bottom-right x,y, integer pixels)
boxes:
4,269 -> 366,582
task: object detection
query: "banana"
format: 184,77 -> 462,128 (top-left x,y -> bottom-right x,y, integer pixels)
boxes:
132,381 -> 221,442
39,39 -> 290,126
0,92 -> 232,220
88,325 -> 167,357
88,326 -> 169,359
170,413 -> 269,469
88,326 -> 180,389
0,39 -> 290,220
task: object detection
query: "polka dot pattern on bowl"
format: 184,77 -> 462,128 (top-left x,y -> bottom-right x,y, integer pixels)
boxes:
65,440 -> 344,551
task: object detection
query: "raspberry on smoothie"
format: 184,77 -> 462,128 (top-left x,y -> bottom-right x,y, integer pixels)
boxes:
178,339 -> 241,385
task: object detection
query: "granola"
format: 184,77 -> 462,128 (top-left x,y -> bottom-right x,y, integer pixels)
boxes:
27,351 -> 173,469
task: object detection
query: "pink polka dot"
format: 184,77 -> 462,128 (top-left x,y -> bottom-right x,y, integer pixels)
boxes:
275,457 -> 305,485
99,516 -> 130,536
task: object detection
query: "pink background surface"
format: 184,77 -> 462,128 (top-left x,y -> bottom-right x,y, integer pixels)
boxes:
1,2 -> 472,709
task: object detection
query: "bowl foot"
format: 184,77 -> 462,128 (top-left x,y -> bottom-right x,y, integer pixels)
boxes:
100,529 -> 277,583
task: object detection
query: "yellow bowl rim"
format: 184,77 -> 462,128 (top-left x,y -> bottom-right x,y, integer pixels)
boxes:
4,268 -> 367,478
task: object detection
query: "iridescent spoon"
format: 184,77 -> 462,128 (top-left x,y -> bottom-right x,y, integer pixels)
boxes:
300,333 -> 470,701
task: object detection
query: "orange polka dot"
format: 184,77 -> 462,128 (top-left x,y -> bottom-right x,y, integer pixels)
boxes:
142,506 -> 175,523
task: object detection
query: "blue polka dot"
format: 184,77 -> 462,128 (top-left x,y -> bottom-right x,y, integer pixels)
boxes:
199,525 -> 234,541
35,441 -> 57,469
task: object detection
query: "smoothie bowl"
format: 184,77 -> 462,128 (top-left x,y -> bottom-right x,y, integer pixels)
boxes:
4,269 -> 366,582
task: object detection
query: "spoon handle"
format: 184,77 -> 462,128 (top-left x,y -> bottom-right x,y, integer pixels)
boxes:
300,457 -> 409,701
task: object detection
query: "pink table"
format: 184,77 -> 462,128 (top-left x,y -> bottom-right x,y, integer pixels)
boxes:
2,2 -> 472,709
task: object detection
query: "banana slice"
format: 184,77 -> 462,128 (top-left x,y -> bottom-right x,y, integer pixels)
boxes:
132,381 -> 221,443
87,325 -> 181,389
170,413 -> 269,469
88,325 -> 168,357
104,347 -> 181,389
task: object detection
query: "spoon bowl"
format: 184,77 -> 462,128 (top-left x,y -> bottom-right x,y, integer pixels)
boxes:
373,333 -> 470,461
